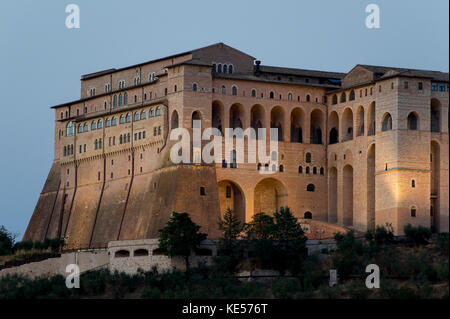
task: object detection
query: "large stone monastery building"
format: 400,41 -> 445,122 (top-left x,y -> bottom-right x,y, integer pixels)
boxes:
24,43 -> 449,249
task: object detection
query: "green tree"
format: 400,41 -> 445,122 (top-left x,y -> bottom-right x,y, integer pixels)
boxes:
272,207 -> 308,275
245,212 -> 276,269
216,208 -> 244,273
0,226 -> 15,256
404,224 -> 431,245
158,212 -> 207,274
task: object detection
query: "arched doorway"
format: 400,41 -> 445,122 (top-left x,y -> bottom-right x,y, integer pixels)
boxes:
251,104 -> 265,140
218,180 -> 246,225
270,106 -> 285,141
171,110 -> 179,130
212,101 -> 224,135
254,178 -> 288,215
342,108 -> 354,142
310,109 -> 323,144
290,108 -> 305,143
229,103 -> 244,129
328,111 -> 339,144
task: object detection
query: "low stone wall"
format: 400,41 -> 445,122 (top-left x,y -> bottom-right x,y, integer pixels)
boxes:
108,239 -> 217,274
0,249 -> 109,279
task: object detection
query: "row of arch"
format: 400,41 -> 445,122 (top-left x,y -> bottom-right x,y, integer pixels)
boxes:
206,101 -> 325,144
66,106 -> 162,137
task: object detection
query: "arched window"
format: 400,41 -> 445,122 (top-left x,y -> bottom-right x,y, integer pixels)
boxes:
124,92 -> 128,105
212,63 -> 216,73
306,167 -> 310,174
412,179 -> 416,188
120,114 -> 125,124
270,91 -> 274,99
134,249 -> 148,257
217,64 -> 222,73
98,119 -> 103,129
78,124 -> 83,133
288,93 -> 292,101
221,86 -> 226,94
114,250 -> 130,258
306,152 -> 312,163
119,135 -> 123,144
251,89 -> 256,97
91,121 -> 97,130
150,109 -> 155,117
257,163 -> 262,171
313,167 -> 317,174
223,64 -> 228,74
66,121 -> 74,136
279,165 -> 284,172
320,167 -> 324,175
111,116 -> 117,126
192,83 -> 198,92
228,65 -> 233,74
349,90 -> 355,101
410,207 -> 417,217
118,94 -> 123,106
113,95 -> 117,107
232,86 -> 237,96
141,110 -> 146,119
94,139 -> 98,150
134,112 -> 140,121
126,113 -> 131,123
332,94 -> 338,105
271,151 -> 277,161
307,184 -> 315,192
407,112 -> 418,130
156,106 -> 162,116
304,212 -> 312,219
382,113 -> 392,131
340,92 -> 346,103
192,111 -> 201,128
106,118 -> 111,127
298,166 -> 303,173
306,94 -> 310,102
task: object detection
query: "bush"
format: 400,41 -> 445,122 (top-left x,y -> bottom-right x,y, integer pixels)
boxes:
272,278 -> 302,299
436,233 -> 449,256
404,224 -> 431,245
0,226 -> 15,256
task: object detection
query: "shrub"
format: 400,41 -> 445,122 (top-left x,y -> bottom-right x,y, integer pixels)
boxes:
436,233 -> 449,256
0,226 -> 15,256
404,224 -> 431,245
272,278 -> 302,299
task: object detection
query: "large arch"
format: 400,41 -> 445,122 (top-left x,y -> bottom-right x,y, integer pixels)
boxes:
328,167 -> 338,223
343,164 -> 354,226
229,103 -> 244,129
328,111 -> 339,144
430,141 -> 440,232
342,107 -> 354,142
430,99 -> 441,132
310,109 -> 324,144
171,110 -> 179,130
212,100 -> 224,134
218,180 -> 246,225
290,107 -> 305,143
356,106 -> 365,136
367,144 -> 375,230
381,112 -> 392,132
270,106 -> 285,141
254,178 -> 288,215
251,104 -> 265,140
407,112 -> 419,130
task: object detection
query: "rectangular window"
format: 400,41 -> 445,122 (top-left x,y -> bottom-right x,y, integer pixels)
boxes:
404,82 -> 409,89
431,83 -> 438,91
418,82 -> 423,90
439,84 -> 445,92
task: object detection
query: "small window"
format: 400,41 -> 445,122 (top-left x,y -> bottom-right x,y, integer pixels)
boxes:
226,186 -> 231,198
134,249 -> 148,257
418,82 -> 423,90
279,165 -> 284,172
192,83 -> 198,92
270,91 -> 274,99
306,167 -> 310,174
200,187 -> 206,196
304,212 -> 312,219
298,166 -> 303,174
114,250 -> 129,258
411,208 -> 416,217
232,86 -> 237,96
221,86 -> 226,94
306,152 -> 312,163
404,82 -> 409,89
307,184 -> 315,192
313,167 -> 317,174
251,89 -> 256,97
412,180 -> 416,188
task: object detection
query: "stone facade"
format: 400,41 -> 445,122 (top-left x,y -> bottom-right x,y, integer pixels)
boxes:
23,43 -> 449,250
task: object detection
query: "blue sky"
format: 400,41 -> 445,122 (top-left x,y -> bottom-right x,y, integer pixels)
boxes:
0,0 -> 448,238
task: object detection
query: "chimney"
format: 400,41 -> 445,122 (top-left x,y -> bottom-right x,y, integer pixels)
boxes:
255,60 -> 261,75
